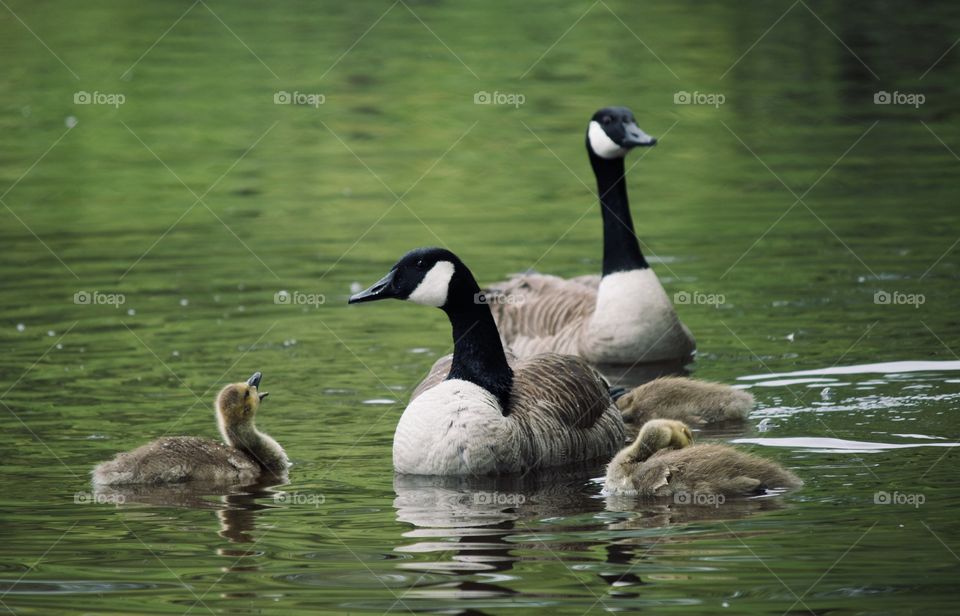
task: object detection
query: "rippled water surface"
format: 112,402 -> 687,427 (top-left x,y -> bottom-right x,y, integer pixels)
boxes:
1,1 -> 959,614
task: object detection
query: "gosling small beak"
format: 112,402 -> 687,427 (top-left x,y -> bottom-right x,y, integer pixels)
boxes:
258,391 -> 269,401
620,122 -> 657,148
348,269 -> 397,304
247,372 -> 262,388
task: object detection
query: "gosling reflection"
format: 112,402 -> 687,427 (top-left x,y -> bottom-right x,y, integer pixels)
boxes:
216,478 -> 287,544
93,474 -> 287,546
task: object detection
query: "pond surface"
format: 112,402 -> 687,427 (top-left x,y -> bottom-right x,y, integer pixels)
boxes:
1,0 -> 959,613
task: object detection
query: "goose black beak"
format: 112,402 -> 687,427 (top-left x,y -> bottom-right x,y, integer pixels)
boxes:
247,372 -> 268,400
349,269 -> 397,304
620,122 -> 657,148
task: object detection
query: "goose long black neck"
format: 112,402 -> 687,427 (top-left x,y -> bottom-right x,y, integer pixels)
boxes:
442,278 -> 514,414
589,151 -> 649,276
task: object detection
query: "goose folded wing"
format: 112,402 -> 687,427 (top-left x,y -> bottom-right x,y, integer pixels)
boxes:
485,273 -> 596,340
509,353 -> 614,430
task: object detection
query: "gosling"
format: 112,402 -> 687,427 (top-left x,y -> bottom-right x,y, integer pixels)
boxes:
603,419 -> 801,497
92,372 -> 288,485
616,376 -> 754,426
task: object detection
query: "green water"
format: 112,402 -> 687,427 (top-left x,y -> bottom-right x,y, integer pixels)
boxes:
2,0 -> 959,613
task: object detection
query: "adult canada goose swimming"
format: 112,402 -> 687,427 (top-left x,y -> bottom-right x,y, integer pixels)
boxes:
487,106 -> 695,365
92,372 -> 289,485
349,247 -> 626,476
603,419 -> 802,497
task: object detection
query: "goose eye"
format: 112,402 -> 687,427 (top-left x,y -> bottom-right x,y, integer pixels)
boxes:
416,259 -> 425,270
602,116 -> 612,125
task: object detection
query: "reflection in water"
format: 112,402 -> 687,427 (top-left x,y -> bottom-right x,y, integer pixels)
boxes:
738,360 -> 960,381
93,474 -> 287,546
596,359 -> 691,389
733,436 -> 960,452
392,469 -> 795,601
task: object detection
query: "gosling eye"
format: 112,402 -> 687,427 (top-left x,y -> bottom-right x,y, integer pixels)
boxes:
244,390 -> 250,399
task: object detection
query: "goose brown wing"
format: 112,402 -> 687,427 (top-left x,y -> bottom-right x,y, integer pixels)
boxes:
485,274 -> 596,343
509,353 -> 614,430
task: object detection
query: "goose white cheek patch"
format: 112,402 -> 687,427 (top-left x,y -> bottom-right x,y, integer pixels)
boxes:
408,261 -> 455,307
588,121 -> 627,159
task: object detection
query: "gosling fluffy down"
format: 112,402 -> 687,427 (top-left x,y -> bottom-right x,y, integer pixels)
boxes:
92,372 -> 288,486
616,376 -> 754,426
604,419 -> 802,497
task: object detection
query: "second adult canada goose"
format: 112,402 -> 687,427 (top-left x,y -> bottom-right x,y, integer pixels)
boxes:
603,419 -> 802,497
487,106 -> 695,365
348,247 -> 626,476
92,372 -> 289,485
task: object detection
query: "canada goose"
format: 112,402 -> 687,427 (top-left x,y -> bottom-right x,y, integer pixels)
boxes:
348,247 -> 626,476
603,419 -> 802,497
616,376 -> 754,426
487,106 -> 695,365
92,372 -> 289,485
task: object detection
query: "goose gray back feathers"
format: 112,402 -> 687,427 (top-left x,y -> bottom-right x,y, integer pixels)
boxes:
486,270 -> 695,363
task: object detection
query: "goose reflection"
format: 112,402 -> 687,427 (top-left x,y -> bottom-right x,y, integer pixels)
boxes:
392,466 -> 794,601
598,358 -> 690,390
392,468 -> 602,599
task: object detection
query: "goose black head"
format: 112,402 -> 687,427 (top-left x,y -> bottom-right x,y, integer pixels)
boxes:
586,106 -> 656,160
348,247 -> 479,312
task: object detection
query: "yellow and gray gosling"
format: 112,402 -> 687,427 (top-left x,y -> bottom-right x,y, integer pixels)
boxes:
615,376 -> 754,426
603,419 -> 801,497
92,372 -> 288,486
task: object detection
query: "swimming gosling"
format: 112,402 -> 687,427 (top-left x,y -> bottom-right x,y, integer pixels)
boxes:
616,376 -> 754,426
92,372 -> 288,485
603,419 -> 801,497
